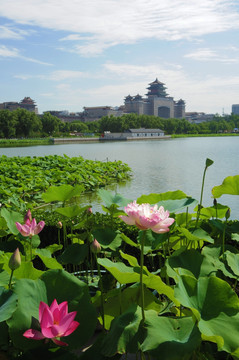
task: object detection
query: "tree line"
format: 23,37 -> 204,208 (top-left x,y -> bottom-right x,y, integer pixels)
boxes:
0,109 -> 97,138
98,113 -> 239,135
0,108 -> 239,138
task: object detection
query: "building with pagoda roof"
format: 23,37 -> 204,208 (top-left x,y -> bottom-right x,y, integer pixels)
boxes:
19,97 -> 38,113
0,97 -> 38,113
124,78 -> 185,119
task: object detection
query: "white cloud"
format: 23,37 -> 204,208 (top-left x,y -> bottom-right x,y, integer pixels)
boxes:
0,0 -> 239,55
13,70 -> 92,81
0,45 -> 19,57
184,48 -> 239,63
0,44 -> 52,65
0,25 -> 29,39
14,74 -> 32,80
48,70 -> 88,81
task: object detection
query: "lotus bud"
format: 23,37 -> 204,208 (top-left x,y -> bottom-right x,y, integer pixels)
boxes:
8,248 -> 21,271
213,198 -> 217,207
226,208 -> 230,220
57,221 -> 63,229
90,239 -> 101,254
24,209 -> 32,223
205,158 -> 213,168
87,207 -> 93,214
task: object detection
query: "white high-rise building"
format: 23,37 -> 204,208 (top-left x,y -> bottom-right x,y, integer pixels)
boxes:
232,104 -> 239,115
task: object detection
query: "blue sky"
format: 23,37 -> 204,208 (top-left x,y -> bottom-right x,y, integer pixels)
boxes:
1,0 -> 239,115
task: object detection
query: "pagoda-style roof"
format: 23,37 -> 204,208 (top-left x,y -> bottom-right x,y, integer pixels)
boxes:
176,99 -> 185,105
20,97 -> 35,105
133,94 -> 143,101
148,78 -> 165,86
146,78 -> 168,98
124,95 -> 133,102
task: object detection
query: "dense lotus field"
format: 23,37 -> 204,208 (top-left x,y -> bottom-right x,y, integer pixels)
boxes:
0,154 -> 131,211
1,158 -> 239,359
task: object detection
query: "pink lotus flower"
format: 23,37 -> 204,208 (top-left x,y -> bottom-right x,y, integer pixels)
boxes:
90,239 -> 101,254
23,299 -> 79,346
120,201 -> 175,233
16,210 -> 45,237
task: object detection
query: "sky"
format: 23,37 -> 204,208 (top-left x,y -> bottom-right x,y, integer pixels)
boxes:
1,0 -> 239,115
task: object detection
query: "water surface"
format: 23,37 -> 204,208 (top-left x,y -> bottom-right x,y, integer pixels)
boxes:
1,137 -> 239,218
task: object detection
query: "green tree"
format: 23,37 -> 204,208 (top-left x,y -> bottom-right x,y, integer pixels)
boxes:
0,110 -> 17,138
15,109 -> 42,137
41,112 -> 63,135
69,121 -> 89,133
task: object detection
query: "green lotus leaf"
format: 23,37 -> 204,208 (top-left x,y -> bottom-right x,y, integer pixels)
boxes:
225,251 -> 239,277
1,208 -> 23,235
157,198 -> 198,213
178,227 -> 214,244
4,260 -> 44,280
199,204 -> 229,219
98,258 -> 177,305
0,287 -> 18,322
34,249 -> 63,270
98,284 -> 165,330
212,175 -> 239,198
141,311 -> 201,360
93,229 -> 122,251
174,275 -> 239,354
7,278 -> 48,351
0,270 -> 10,287
137,190 -> 188,204
97,258 -> 141,284
57,243 -> 88,265
42,184 -> 84,202
101,305 -> 143,356
97,189 -> 132,208
166,247 -> 204,280
55,204 -> 85,218
120,250 -> 139,267
200,245 -> 235,279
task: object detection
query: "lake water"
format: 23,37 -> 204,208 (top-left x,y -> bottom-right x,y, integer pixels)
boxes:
1,137 -> 239,218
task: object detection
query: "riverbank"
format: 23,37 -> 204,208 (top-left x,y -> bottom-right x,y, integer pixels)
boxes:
171,133 -> 239,138
0,138 -> 54,147
1,132 -> 238,147
53,135 -> 171,143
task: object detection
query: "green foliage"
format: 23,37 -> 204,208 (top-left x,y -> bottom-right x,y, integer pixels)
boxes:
1,159 -> 239,359
0,155 -> 131,211
212,175 -> 239,198
0,287 -> 18,322
98,113 -> 239,135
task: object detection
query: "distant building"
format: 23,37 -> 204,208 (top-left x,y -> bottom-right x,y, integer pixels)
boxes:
43,110 -> 83,122
101,128 -> 165,140
0,97 -> 38,114
125,128 -> 165,137
232,104 -> 239,115
82,106 -> 124,122
185,112 -> 215,123
124,79 -> 185,119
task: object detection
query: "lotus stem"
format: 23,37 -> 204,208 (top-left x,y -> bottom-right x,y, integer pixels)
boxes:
222,218 -> 228,260
140,231 -> 146,323
195,158 -> 213,229
96,254 -> 105,330
8,270 -> 14,289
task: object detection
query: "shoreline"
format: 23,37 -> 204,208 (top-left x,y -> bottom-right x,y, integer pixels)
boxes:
53,135 -> 171,143
0,133 -> 238,148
